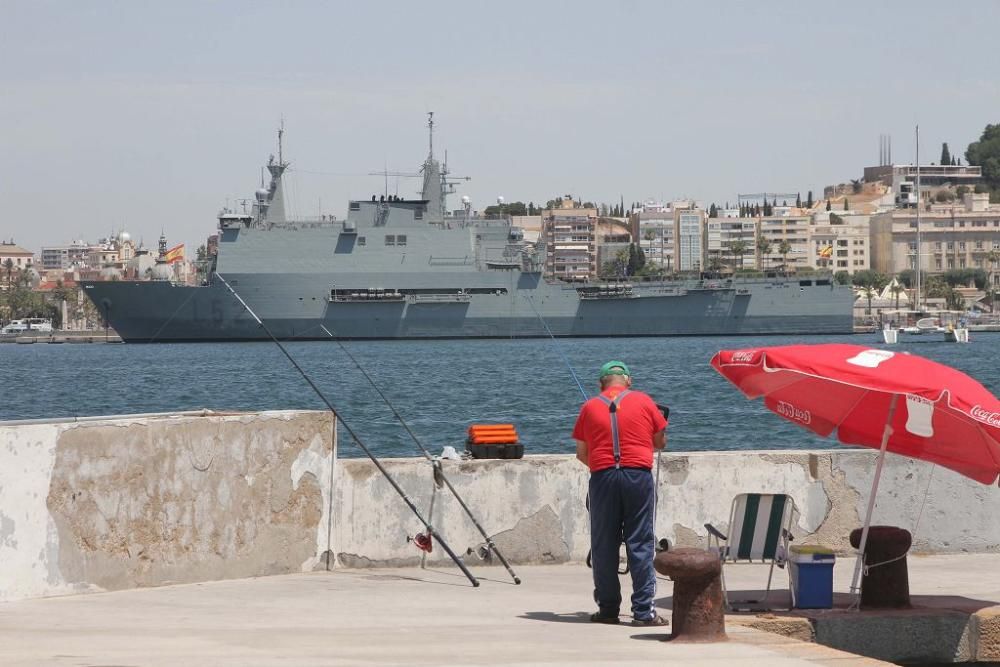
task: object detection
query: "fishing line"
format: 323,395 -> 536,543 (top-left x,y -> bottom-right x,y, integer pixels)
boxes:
316,325 -> 521,585
215,273 -> 480,587
523,295 -> 587,400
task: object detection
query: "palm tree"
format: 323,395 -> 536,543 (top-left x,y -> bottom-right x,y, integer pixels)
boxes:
778,240 -> 792,274
987,250 -> 1000,288
729,240 -> 749,273
756,237 -> 772,272
3,258 -> 13,290
890,281 -> 904,311
862,285 -> 878,315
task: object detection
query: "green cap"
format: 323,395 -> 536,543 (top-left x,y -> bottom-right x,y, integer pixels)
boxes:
600,360 -> 631,379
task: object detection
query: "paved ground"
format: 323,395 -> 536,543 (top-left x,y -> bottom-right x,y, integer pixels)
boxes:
2,553 -> 998,666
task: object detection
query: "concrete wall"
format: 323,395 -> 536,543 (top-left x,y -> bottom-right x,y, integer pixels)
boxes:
0,410 -> 334,602
4,409 -> 999,602
332,450 -> 1000,568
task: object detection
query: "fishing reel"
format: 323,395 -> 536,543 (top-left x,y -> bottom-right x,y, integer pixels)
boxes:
407,531 -> 433,553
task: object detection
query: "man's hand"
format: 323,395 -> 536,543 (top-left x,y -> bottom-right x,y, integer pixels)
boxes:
653,430 -> 666,451
575,439 -> 589,466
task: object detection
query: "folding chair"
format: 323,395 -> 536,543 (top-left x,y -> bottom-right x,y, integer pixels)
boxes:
705,493 -> 797,611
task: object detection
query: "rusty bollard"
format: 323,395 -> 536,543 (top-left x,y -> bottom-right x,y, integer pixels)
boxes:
849,526 -> 912,609
654,547 -> 727,641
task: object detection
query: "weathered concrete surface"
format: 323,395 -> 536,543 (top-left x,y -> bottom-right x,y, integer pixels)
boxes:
0,410 -> 334,602
333,450 -> 1000,568
726,552 -> 1000,664
0,563 -> 893,666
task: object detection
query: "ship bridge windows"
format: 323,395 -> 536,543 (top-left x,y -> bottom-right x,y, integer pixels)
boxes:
358,236 -> 366,246
385,235 -> 395,246
397,234 -> 407,246
349,202 -> 361,211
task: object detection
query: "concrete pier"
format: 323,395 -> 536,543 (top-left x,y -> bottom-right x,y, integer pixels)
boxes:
2,409 -> 999,663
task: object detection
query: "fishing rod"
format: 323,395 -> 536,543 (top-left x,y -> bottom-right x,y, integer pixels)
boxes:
317,325 -> 521,585
214,273 -> 479,587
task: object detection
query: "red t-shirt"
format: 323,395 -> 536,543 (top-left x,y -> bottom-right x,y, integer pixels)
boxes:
572,387 -> 668,472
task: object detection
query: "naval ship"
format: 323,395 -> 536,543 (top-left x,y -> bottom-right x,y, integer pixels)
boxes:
82,118 -> 854,342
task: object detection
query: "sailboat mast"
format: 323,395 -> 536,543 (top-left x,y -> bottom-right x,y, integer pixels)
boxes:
915,125 -> 921,313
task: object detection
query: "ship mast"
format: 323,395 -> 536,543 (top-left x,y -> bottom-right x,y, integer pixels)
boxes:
915,125 -> 921,313
427,111 -> 434,161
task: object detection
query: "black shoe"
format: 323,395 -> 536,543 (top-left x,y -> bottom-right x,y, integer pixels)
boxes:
631,614 -> 668,627
590,611 -> 620,625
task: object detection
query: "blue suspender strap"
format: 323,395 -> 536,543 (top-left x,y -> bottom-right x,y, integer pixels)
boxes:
597,390 -> 631,469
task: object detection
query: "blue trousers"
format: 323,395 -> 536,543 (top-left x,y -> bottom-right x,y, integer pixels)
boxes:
589,466 -> 656,620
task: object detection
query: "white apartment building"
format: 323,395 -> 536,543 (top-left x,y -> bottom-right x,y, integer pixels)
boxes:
706,218 -> 757,271
808,212 -> 871,274
677,210 -> 704,272
636,211 -> 676,271
543,198 -> 598,281
758,215 -> 811,272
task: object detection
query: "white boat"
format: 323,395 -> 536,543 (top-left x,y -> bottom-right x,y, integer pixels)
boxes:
0,318 -> 54,335
882,315 -> 969,344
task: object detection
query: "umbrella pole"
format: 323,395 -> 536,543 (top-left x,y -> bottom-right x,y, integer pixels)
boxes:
849,393 -> 900,600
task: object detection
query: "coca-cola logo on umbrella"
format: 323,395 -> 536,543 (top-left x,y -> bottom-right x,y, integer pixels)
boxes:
970,405 -> 1000,427
776,400 -> 811,425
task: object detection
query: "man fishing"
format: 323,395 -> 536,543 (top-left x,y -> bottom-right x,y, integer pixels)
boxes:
573,360 -> 668,626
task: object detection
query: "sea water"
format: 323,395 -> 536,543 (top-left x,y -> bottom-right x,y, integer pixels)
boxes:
4,333 -> 998,458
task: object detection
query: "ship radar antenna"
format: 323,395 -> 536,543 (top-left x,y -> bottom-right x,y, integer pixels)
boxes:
427,111 -> 434,161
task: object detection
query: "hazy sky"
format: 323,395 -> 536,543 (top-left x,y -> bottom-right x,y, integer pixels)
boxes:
3,1 -> 999,253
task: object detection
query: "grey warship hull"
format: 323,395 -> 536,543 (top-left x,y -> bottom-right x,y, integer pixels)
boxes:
82,121 -> 854,341
79,277 -> 852,341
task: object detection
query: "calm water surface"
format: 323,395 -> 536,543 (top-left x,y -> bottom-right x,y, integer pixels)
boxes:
4,334 -> 998,457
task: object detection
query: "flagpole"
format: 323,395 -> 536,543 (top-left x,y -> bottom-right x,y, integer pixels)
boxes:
850,393 -> 900,603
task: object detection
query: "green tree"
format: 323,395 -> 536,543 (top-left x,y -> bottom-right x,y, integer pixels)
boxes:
956,185 -> 969,198
806,191 -> 814,208
795,192 -> 802,208
851,270 -> 890,291
966,123 -> 1000,199
834,270 -> 851,285
843,198 -> 850,211
826,199 -> 832,211
778,240 -> 792,273
861,285 -> 878,315
890,281 -> 904,310
756,236 -> 772,272
728,240 -> 749,272
3,258 -> 13,289
935,190 -> 955,203
850,178 -> 863,194
940,142 -> 952,166
708,203 -> 718,218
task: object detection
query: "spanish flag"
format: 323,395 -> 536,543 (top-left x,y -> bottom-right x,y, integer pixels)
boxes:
164,244 -> 185,264
819,245 -> 833,259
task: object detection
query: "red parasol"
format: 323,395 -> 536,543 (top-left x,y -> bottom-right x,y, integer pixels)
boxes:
710,343 -> 1000,594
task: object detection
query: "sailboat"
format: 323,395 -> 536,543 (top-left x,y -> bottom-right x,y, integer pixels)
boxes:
882,126 -> 969,344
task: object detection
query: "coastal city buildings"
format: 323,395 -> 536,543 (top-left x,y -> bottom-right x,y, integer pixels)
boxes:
870,193 -> 1000,285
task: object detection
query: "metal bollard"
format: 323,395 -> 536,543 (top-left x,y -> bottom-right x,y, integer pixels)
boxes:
849,526 -> 912,609
654,548 -> 727,641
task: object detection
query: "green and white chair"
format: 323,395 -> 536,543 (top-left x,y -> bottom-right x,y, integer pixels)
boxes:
705,493 -> 798,611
